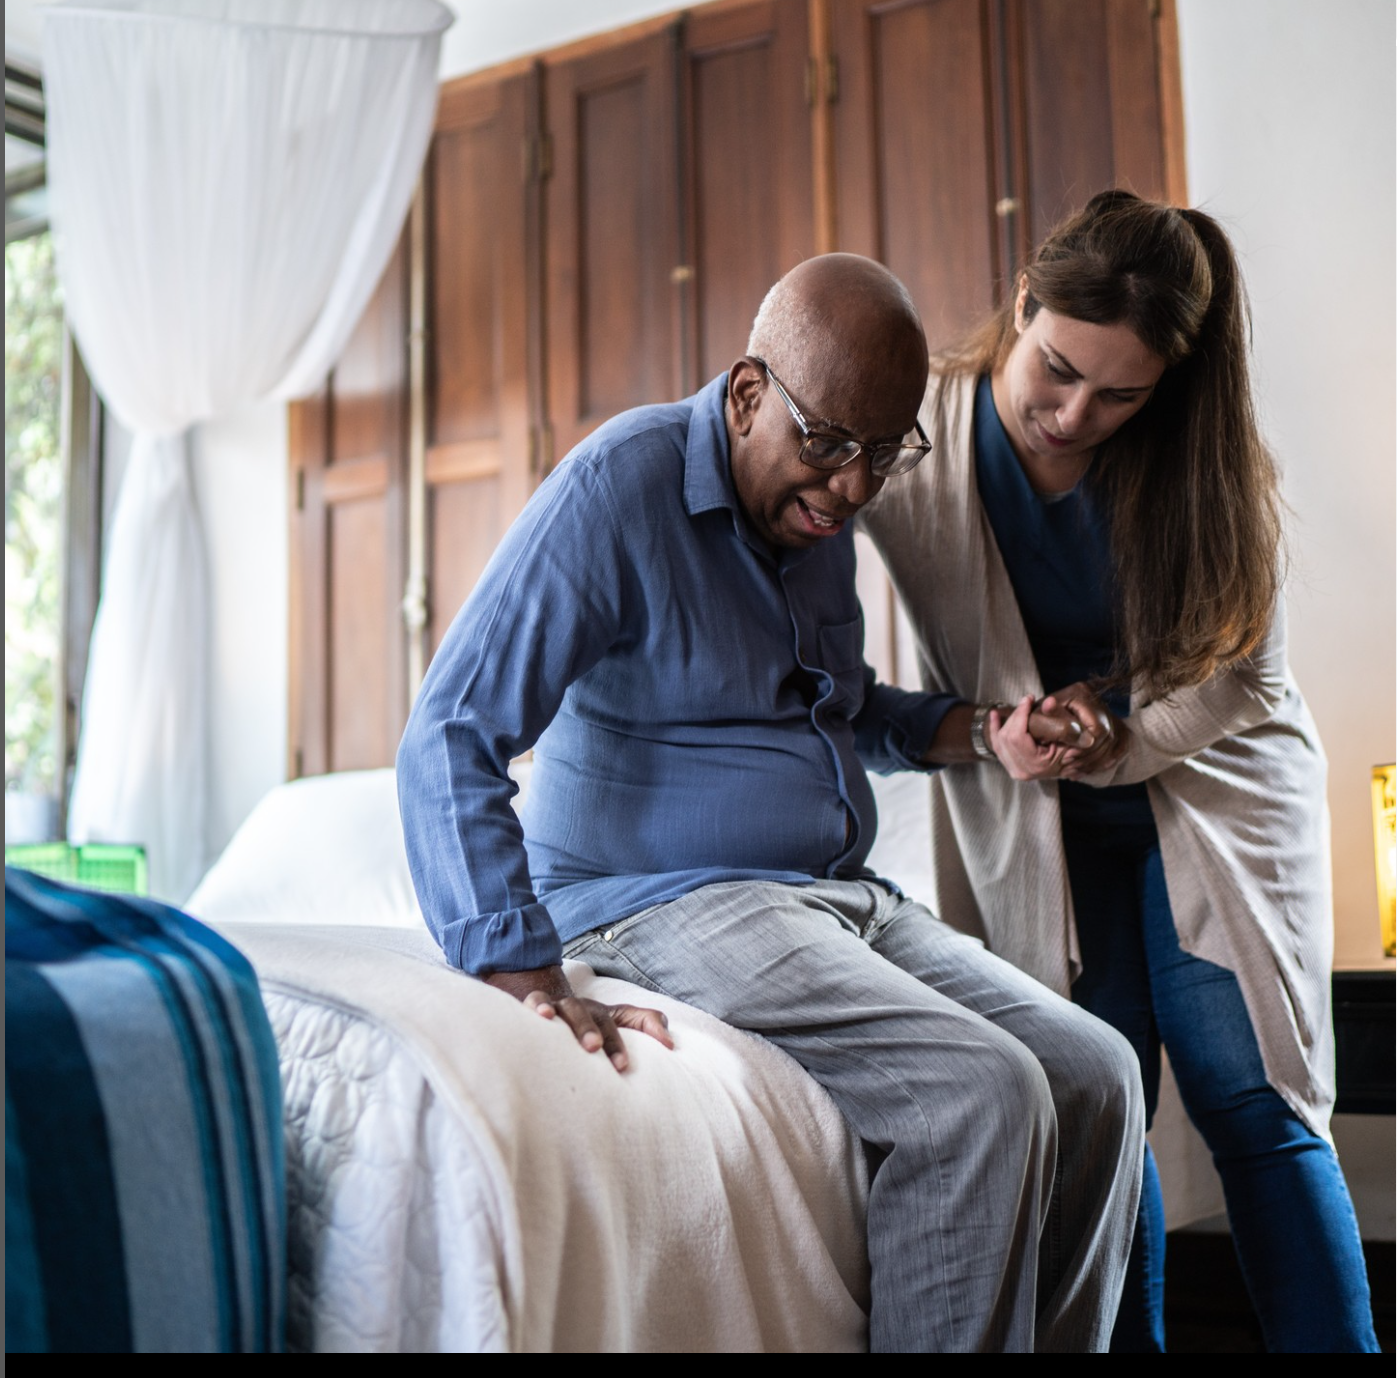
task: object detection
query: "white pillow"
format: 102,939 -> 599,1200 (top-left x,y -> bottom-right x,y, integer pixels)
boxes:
188,762 -> 533,928
186,759 -> 936,927
187,768 -> 419,927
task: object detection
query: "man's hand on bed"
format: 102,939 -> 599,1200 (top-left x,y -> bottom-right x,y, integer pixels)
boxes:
484,965 -> 674,1071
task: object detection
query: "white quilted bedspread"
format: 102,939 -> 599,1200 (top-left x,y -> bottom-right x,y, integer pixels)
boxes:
220,923 -> 871,1353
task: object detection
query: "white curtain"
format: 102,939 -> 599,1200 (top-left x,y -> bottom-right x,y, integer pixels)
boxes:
42,0 -> 451,900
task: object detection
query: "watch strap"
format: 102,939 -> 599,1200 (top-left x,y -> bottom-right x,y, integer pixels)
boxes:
969,702 -> 1011,761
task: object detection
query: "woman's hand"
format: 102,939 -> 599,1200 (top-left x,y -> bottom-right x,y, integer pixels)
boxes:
1040,682 -> 1130,779
986,695 -> 1079,780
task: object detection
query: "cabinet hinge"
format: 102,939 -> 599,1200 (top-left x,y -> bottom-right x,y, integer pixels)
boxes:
805,55 -> 819,107
295,467 -> 306,511
826,55 -> 840,105
292,747 -> 304,779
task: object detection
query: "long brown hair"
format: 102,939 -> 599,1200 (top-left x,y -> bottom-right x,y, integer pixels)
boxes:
945,189 -> 1283,699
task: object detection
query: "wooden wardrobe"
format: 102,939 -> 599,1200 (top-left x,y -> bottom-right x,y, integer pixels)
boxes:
288,0 -> 1185,778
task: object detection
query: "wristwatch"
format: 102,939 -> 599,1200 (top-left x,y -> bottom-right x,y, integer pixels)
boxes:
969,702 -> 1012,761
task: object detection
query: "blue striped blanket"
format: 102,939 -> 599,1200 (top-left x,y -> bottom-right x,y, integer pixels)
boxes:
6,867 -> 285,1352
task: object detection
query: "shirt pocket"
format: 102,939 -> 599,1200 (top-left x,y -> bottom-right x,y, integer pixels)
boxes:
815,614 -> 866,719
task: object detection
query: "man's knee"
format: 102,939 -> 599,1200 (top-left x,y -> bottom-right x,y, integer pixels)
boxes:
940,1025 -> 1059,1148
1053,1007 -> 1146,1137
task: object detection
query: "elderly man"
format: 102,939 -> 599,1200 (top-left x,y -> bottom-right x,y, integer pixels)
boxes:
397,254 -> 1143,1352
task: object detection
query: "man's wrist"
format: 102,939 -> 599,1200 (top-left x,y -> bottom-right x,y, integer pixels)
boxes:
483,965 -> 571,1003
969,703 -> 1011,761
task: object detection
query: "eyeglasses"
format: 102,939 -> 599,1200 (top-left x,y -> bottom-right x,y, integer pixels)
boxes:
752,356 -> 931,477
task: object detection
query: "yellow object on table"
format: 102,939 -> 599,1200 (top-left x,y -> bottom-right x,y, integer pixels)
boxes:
1372,764 -> 1396,958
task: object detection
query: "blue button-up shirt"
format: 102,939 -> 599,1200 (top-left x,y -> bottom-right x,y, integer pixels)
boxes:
398,374 -> 958,974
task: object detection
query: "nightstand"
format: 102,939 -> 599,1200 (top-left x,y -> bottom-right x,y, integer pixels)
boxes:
1333,970 -> 1396,1114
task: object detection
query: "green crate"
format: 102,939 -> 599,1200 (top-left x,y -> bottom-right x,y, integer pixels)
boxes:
5,842 -> 148,896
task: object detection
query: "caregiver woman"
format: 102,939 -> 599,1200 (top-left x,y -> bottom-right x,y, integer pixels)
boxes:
862,189 -> 1377,1352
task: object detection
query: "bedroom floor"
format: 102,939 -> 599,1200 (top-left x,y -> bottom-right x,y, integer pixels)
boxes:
1163,1230 -> 1394,1353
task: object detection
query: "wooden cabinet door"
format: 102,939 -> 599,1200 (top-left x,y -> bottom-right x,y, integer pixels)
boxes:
827,0 -> 1180,687
829,0 -> 1006,354
289,235 -> 409,776
545,27 -> 683,465
1008,0 -> 1174,250
828,0 -> 1007,687
679,0 -> 815,391
828,0 -> 1179,345
424,69 -> 538,661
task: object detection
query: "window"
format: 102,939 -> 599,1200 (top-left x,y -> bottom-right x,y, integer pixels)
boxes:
5,55 -> 101,844
5,230 -> 64,834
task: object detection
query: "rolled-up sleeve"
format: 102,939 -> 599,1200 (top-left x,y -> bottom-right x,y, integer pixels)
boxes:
396,461 -> 627,974
853,669 -> 961,774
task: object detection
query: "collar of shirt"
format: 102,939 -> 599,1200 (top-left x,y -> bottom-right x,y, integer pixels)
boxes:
683,370 -> 816,571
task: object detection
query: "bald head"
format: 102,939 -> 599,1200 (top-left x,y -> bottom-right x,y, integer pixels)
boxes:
747,253 -> 928,409
724,256 -> 930,550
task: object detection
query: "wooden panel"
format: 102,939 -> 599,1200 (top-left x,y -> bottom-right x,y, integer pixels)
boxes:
332,240 -> 408,464
424,68 -> 536,662
424,440 -> 502,486
322,454 -> 390,506
546,27 -> 682,462
287,388 -> 327,778
1013,0 -> 1170,244
288,235 -> 408,777
1155,0 -> 1189,205
1105,0 -> 1167,199
431,75 -> 531,471
681,0 -> 815,389
830,0 -> 1002,352
428,479 -> 502,662
328,497 -> 392,770
1016,0 -> 1114,240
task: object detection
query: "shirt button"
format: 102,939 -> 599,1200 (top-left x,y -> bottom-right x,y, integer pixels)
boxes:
603,929 -> 615,942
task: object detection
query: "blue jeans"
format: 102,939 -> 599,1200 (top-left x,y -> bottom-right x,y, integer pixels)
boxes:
565,878 -> 1145,1352
1064,815 -> 1379,1353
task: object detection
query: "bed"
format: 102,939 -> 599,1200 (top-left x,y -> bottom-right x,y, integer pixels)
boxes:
186,762 -> 1221,1352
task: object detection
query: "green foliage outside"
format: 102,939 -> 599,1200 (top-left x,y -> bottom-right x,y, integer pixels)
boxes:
5,232 -> 65,798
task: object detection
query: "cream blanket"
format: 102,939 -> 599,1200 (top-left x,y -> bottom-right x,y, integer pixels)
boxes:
220,921 -> 870,1353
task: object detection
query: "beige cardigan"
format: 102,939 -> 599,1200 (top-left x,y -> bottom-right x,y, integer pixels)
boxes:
861,371 -> 1335,1137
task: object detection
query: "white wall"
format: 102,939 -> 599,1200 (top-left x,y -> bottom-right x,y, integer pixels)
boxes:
189,406 -> 288,859
1178,0 -> 1396,973
438,0 -> 681,77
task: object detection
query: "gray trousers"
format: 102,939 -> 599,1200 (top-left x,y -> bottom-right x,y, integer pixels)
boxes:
563,878 -> 1144,1353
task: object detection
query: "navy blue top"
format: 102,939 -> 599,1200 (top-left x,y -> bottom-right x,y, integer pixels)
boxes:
398,373 -> 959,974
972,374 -> 1152,826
